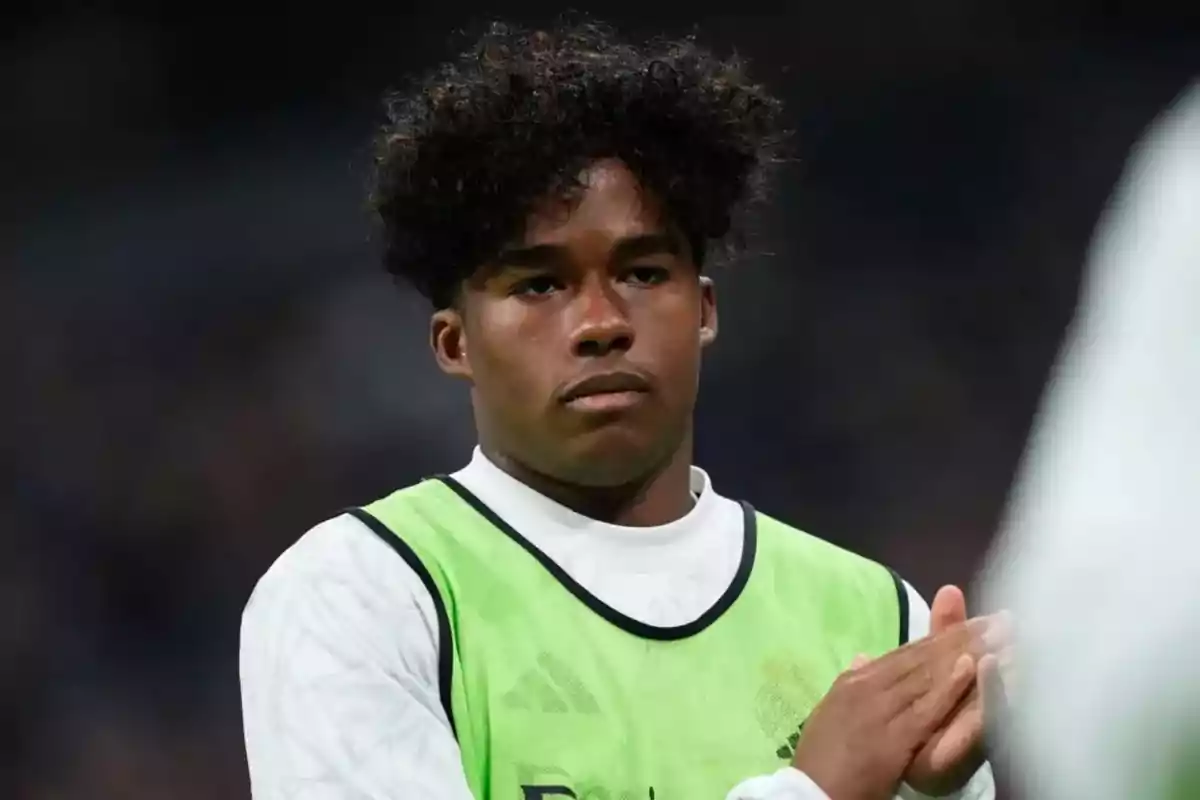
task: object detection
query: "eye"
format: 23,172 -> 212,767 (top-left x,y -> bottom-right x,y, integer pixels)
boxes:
624,265 -> 670,286
511,275 -> 562,297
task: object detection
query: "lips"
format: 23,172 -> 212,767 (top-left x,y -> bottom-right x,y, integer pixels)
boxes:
560,371 -> 652,403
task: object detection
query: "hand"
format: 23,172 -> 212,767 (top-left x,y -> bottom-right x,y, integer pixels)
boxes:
791,616 -> 993,800
903,586 -> 1014,797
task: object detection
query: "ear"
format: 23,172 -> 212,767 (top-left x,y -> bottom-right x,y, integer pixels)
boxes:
698,275 -> 718,348
430,307 -> 472,380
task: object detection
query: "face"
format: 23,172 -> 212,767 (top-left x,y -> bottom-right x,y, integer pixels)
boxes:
431,159 -> 718,487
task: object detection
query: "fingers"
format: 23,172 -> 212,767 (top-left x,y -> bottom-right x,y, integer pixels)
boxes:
902,653 -> 977,739
879,614 -> 993,685
858,610 -> 1010,723
919,685 -> 984,774
929,585 -> 967,634
935,612 -> 1011,662
980,611 -> 1013,653
883,642 -> 975,723
916,654 -> 1009,773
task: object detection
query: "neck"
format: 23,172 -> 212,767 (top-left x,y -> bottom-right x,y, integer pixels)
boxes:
481,436 -> 696,527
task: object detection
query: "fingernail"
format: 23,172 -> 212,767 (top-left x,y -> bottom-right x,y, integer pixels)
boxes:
954,653 -> 975,678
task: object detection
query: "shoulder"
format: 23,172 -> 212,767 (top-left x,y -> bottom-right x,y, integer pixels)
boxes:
245,513 -> 395,605
245,477 -> 452,605
754,508 -> 898,583
239,513 -> 466,795
752,508 -> 922,644
240,511 -> 441,653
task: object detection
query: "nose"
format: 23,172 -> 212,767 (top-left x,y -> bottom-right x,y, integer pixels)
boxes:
570,277 -> 634,358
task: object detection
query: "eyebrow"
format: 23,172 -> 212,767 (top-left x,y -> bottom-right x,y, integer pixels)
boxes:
493,232 -> 683,270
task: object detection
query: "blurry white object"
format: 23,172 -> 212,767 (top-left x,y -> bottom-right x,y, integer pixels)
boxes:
980,81 -> 1200,799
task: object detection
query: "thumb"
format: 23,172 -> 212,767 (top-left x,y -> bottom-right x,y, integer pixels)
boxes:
849,653 -> 871,670
929,584 -> 968,634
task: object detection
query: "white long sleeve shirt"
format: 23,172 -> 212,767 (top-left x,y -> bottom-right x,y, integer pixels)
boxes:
241,448 -> 994,800
980,82 -> 1200,799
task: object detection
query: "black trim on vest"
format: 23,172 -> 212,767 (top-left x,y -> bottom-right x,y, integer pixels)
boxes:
344,507 -> 458,740
435,475 -> 758,642
889,568 -> 911,646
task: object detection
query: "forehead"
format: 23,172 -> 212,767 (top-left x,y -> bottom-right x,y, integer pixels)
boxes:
521,159 -> 668,247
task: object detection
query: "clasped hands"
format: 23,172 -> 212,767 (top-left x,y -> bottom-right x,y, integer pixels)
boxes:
792,586 -> 1014,800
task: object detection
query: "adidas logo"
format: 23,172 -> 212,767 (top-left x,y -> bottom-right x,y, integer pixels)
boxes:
775,721 -> 805,761
754,659 -> 815,762
503,652 -> 600,714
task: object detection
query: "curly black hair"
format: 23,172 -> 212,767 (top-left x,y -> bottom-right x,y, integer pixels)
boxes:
370,19 -> 786,308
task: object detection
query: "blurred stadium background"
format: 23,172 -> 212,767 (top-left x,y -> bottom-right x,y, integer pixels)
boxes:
4,4 -> 1196,797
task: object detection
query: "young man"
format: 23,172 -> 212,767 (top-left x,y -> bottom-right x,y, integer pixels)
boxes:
981,82 -> 1200,799
240,21 -> 1001,800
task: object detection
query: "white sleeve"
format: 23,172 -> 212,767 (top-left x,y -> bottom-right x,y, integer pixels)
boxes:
726,768 -> 834,799
726,581 -> 995,800
979,82 -> 1200,800
239,515 -> 475,800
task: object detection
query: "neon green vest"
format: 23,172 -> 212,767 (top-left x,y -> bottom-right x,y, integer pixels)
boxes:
354,477 -> 906,800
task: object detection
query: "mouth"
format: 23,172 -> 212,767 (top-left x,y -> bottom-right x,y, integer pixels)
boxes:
560,371 -> 652,412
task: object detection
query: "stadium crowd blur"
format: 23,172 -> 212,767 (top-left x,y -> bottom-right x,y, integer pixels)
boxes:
4,5 -> 1195,798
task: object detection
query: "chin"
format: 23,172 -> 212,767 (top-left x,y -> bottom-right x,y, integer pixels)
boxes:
558,429 -> 670,487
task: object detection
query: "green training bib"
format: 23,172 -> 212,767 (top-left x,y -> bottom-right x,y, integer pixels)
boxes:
354,477 -> 906,800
